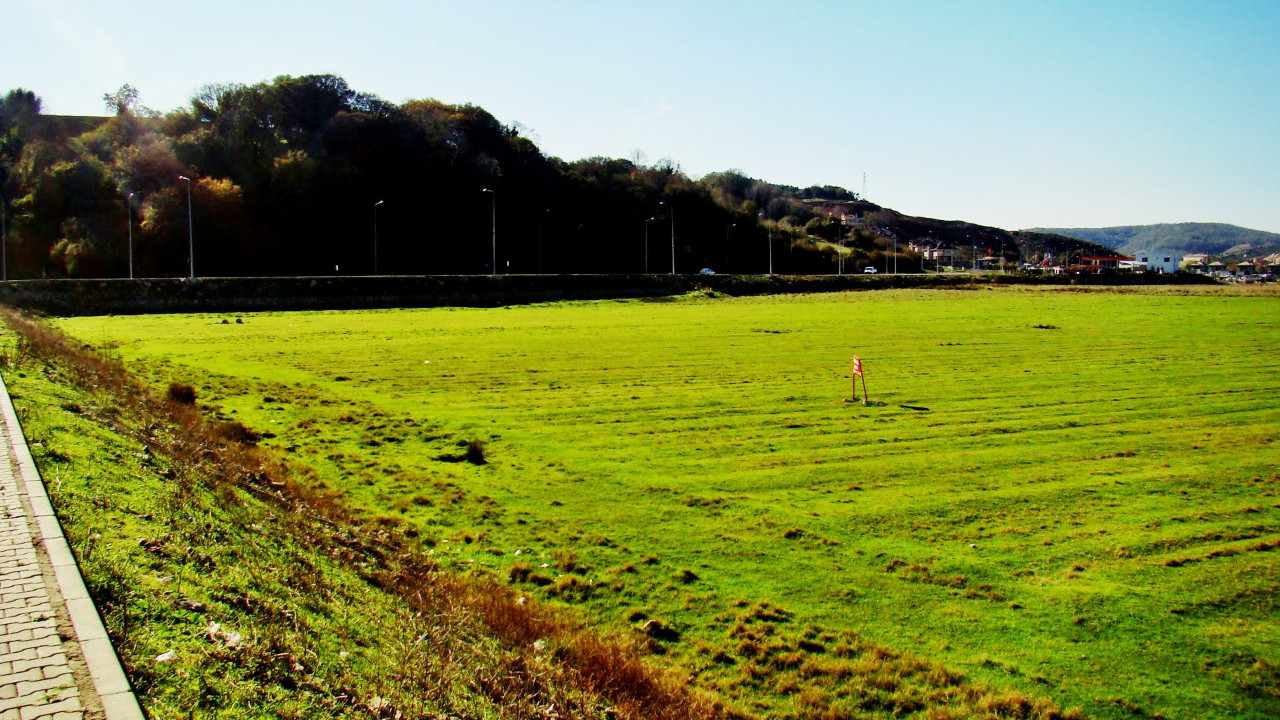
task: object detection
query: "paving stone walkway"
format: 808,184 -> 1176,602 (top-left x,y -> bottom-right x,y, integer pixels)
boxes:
0,376 -> 142,720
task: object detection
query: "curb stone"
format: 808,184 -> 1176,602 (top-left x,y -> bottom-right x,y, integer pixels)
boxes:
0,372 -> 144,720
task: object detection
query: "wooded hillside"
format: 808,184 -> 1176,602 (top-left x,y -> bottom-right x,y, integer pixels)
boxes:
1,76 -> 1108,279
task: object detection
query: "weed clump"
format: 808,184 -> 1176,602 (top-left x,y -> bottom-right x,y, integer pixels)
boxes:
673,568 -> 700,584
639,618 -> 680,642
166,382 -> 197,405
466,439 -> 487,465
214,421 -> 261,445
508,560 -> 534,583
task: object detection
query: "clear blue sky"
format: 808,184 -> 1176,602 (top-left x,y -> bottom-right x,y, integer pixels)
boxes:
6,0 -> 1279,232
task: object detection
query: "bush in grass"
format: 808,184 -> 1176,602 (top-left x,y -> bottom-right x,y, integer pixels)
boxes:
465,439 -> 487,465
555,549 -> 583,574
673,568 -> 699,584
214,421 -> 261,445
508,560 -> 534,583
167,382 -> 197,405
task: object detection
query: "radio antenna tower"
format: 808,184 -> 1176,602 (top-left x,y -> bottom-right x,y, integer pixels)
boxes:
862,172 -> 867,199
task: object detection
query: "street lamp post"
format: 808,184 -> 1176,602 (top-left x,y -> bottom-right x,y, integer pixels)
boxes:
1,197 -> 7,282
645,217 -> 658,274
761,212 -> 772,275
126,191 -> 134,279
177,175 -> 193,278
373,200 -> 384,275
482,188 -> 496,276
725,223 -> 735,273
660,200 -> 675,274
538,208 -> 550,274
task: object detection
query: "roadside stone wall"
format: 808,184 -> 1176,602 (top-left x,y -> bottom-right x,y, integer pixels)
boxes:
0,272 -> 1217,317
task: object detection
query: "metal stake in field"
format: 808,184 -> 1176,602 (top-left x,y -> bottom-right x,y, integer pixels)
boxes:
851,355 -> 869,403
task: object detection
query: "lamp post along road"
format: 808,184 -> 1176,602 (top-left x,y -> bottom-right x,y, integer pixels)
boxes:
761,212 -> 772,275
660,200 -> 675,274
1,198 -> 6,282
645,217 -> 658,274
126,191 -> 134,279
482,188 -> 496,276
539,208 -> 550,274
178,175 -> 193,278
373,200 -> 384,275
725,223 -> 735,273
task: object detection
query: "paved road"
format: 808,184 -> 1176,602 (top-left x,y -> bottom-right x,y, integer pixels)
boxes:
0,376 -> 142,720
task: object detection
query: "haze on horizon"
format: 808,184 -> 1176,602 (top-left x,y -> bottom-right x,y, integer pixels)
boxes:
6,0 -> 1279,234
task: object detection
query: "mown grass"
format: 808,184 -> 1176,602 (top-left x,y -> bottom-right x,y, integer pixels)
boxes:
56,285 -> 1280,719
0,308 -> 721,720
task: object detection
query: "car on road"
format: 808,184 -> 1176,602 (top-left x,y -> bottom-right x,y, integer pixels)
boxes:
864,266 -> 878,274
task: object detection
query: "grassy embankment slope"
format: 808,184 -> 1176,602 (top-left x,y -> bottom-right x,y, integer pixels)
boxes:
57,286 -> 1280,719
0,310 -> 719,719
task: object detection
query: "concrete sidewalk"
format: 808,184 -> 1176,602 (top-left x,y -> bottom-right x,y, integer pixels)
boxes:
0,375 -> 143,720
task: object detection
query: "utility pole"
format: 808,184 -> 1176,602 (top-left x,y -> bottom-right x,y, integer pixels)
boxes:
373,200 -> 384,275
761,212 -> 772,275
178,175 -> 193,278
660,200 -> 676,274
482,188 -> 496,276
126,191 -> 134,279
1,198 -> 6,282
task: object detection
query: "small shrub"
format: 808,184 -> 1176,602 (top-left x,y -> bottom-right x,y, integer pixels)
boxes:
214,421 -> 261,445
549,574 -> 591,600
639,618 -> 680,641
465,439 -> 487,465
167,383 -> 197,405
773,651 -> 804,669
508,560 -> 533,583
555,549 -> 583,574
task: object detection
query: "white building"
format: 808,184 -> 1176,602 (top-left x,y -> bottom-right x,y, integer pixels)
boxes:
1132,251 -> 1179,274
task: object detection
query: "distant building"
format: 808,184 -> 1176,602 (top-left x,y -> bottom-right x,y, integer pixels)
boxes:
908,242 -> 946,257
1182,253 -> 1210,264
1078,256 -> 1133,272
1131,251 -> 1179,274
915,245 -> 957,264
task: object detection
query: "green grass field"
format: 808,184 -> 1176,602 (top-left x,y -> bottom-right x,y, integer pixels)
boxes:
61,286 -> 1280,718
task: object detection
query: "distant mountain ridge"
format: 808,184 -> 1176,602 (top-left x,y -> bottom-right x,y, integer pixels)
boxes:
1026,223 -> 1280,259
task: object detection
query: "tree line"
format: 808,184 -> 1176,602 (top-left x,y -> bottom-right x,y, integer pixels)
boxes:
1,75 -> 1094,280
